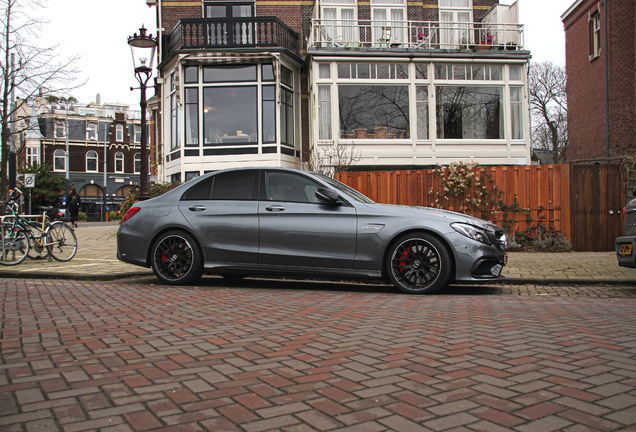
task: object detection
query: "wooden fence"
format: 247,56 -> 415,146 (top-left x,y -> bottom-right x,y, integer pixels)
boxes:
336,165 -> 572,240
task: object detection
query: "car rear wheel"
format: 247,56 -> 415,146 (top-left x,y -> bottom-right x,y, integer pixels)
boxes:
151,231 -> 203,285
386,232 -> 452,294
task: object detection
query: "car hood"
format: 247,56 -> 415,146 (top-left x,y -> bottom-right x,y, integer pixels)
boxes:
359,202 -> 499,229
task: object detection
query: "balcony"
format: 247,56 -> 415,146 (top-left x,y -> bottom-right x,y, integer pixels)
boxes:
164,17 -> 301,59
309,19 -> 524,51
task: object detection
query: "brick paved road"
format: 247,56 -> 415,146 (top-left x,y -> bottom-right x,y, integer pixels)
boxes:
1,278 -> 636,432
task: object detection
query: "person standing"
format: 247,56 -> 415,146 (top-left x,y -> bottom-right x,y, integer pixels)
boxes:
66,187 -> 81,228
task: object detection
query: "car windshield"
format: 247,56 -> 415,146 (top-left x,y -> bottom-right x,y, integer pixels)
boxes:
315,173 -> 375,204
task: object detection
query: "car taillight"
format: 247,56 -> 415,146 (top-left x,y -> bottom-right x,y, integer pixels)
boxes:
56,212 -> 63,218
623,208 -> 626,218
122,207 -> 141,223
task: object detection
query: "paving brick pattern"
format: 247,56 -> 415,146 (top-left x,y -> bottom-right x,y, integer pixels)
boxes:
1,278 -> 636,431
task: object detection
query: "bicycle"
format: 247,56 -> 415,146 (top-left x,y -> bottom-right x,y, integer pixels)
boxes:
1,189 -> 78,266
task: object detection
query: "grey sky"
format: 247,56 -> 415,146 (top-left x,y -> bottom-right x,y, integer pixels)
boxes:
39,0 -> 573,106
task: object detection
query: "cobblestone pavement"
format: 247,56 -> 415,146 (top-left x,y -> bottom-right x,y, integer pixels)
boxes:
1,278 -> 636,431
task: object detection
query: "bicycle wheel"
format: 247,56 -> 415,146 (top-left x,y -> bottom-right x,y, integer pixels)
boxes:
45,222 -> 78,262
0,222 -> 30,266
27,231 -> 49,260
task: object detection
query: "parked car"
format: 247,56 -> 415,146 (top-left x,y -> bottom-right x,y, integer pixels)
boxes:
616,192 -> 636,268
117,168 -> 508,294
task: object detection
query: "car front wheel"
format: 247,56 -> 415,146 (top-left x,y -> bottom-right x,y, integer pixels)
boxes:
151,231 -> 203,285
386,232 -> 452,294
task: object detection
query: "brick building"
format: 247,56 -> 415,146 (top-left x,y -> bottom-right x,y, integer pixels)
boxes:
16,97 -> 146,220
146,0 -> 532,182
561,0 -> 636,162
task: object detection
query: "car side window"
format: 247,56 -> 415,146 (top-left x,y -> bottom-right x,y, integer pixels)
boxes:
265,172 -> 321,203
182,177 -> 213,200
211,170 -> 258,200
181,170 -> 257,201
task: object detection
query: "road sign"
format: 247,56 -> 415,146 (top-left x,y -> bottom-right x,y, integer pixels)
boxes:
24,173 -> 35,188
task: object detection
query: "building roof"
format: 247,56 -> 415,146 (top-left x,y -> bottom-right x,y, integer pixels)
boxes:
561,0 -> 587,21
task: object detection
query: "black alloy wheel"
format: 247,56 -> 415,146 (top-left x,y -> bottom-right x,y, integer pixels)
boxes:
151,231 -> 203,285
387,232 -> 452,294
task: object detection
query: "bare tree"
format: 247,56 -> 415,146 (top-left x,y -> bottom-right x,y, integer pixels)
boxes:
0,0 -> 81,196
305,140 -> 361,177
528,61 -> 567,163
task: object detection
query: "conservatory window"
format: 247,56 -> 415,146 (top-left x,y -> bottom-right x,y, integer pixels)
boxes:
436,86 -> 503,139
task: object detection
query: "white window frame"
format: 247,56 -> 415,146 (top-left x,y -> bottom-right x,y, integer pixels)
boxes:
26,147 -> 40,166
134,125 -> 142,143
116,125 -> 124,142
115,151 -> 124,173
86,122 -> 97,140
55,121 -> 65,138
371,0 -> 407,46
86,150 -> 99,172
54,149 -> 66,171
590,11 -> 601,59
439,0 -> 473,47
321,0 -> 358,45
134,153 -> 141,174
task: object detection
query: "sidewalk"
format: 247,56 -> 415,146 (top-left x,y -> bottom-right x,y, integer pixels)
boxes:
2,223 -> 636,285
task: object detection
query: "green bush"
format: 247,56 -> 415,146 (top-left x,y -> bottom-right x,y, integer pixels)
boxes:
108,210 -> 120,221
78,212 -> 88,222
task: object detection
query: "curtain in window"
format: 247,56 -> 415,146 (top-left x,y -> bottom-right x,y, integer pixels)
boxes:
318,85 -> 332,140
371,0 -> 405,4
323,8 -> 337,38
416,86 -> 429,140
341,8 -> 355,42
510,87 -> 524,140
390,9 -> 404,42
373,9 -> 387,46
439,0 -> 470,7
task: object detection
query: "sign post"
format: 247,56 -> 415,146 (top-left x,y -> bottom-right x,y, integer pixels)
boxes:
24,173 -> 35,215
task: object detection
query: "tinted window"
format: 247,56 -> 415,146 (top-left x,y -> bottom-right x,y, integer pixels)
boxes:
265,172 -> 321,203
182,177 -> 213,200
181,171 -> 257,201
211,171 -> 257,200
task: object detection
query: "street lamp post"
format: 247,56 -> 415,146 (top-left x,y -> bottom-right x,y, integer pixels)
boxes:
128,26 -> 157,202
103,133 -> 108,222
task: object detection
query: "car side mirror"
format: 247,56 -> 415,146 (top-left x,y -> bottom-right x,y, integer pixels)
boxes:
316,188 -> 340,205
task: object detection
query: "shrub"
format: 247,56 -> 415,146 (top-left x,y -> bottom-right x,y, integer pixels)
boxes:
78,212 -> 87,222
108,210 -> 120,221
507,223 -> 571,252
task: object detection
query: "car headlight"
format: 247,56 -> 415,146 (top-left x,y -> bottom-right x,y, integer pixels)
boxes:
451,223 -> 491,245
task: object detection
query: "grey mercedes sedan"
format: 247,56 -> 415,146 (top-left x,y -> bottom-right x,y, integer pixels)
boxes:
117,168 -> 507,294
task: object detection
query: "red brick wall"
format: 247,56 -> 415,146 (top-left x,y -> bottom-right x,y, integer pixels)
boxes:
563,0 -> 636,162
608,0 -> 636,157
162,1 -> 202,33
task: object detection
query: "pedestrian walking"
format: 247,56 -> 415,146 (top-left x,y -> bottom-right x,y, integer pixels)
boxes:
66,187 -> 81,228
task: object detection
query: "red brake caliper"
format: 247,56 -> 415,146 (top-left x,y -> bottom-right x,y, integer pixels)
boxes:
399,247 -> 411,271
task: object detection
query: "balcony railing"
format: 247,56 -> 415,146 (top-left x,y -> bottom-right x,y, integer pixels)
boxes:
164,17 -> 300,58
309,19 -> 524,51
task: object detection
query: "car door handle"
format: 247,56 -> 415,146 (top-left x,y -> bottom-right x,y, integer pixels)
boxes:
188,205 -> 206,212
265,205 -> 285,212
